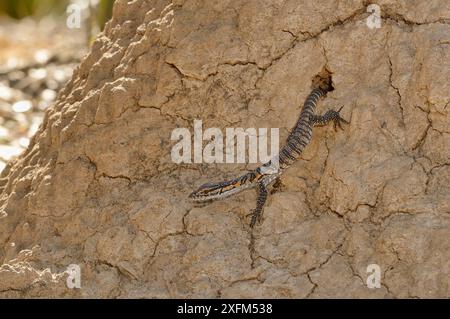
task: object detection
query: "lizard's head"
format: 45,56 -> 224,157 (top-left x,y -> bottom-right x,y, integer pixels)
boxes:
189,182 -> 224,202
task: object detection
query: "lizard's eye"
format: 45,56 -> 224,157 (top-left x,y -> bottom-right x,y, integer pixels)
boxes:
198,182 -> 216,190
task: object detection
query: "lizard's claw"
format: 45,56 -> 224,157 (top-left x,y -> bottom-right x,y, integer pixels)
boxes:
333,105 -> 349,131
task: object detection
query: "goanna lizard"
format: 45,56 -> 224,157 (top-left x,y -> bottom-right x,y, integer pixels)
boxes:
189,82 -> 349,227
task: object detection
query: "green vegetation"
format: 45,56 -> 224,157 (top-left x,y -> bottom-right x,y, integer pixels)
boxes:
0,0 -> 114,30
0,0 -> 67,19
97,0 -> 114,30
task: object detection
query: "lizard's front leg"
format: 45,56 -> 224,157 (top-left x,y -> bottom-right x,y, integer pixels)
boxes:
310,106 -> 349,130
250,182 -> 268,228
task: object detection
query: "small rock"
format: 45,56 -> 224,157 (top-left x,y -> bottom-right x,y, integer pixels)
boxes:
34,49 -> 51,64
12,100 -> 33,113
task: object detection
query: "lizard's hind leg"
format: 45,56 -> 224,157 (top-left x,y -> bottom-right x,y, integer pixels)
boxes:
270,177 -> 285,195
250,182 -> 268,228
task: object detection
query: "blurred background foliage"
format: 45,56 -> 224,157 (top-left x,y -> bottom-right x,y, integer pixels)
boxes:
0,0 -> 114,30
0,0 -> 66,19
96,0 -> 114,31
0,0 -> 115,172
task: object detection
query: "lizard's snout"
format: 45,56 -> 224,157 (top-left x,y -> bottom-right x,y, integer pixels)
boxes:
189,189 -> 201,200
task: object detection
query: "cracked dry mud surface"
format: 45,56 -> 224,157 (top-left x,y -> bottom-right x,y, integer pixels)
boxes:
0,0 -> 449,298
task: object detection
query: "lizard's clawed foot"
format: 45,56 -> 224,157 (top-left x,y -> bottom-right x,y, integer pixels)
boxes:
248,209 -> 263,228
331,105 -> 349,131
270,177 -> 284,195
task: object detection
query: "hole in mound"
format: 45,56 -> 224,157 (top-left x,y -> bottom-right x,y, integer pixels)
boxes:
312,68 -> 334,93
